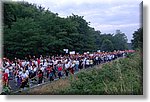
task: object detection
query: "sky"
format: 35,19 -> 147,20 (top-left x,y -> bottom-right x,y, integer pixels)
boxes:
12,0 -> 143,43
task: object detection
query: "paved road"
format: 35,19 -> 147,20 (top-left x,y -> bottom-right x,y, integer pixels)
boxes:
9,71 -> 74,93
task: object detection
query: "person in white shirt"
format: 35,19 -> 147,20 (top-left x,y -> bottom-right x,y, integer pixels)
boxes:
20,71 -> 28,89
25,70 -> 29,76
53,60 -> 58,66
19,69 -> 23,76
12,63 -> 15,67
64,61 -> 70,76
21,72 -> 28,79
82,58 -> 86,69
34,60 -> 38,67
6,61 -> 10,67
5,67 -> 9,77
40,64 -> 45,72
43,60 -> 47,68
85,58 -> 90,68
22,61 -> 26,67
40,59 -> 43,65
89,59 -> 93,67
95,56 -> 99,65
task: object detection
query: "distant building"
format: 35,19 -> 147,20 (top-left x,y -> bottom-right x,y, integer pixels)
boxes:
116,30 -> 121,34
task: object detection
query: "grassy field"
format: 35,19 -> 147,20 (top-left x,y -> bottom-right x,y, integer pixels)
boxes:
14,51 -> 143,95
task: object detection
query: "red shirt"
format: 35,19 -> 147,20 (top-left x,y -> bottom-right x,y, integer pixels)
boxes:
38,73 -> 43,78
46,67 -> 52,73
58,67 -> 62,71
3,73 -> 8,81
37,59 -> 40,65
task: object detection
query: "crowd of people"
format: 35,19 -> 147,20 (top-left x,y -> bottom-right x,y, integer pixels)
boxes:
1,50 -> 134,91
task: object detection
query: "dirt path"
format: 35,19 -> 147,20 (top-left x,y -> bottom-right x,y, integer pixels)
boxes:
25,78 -> 70,95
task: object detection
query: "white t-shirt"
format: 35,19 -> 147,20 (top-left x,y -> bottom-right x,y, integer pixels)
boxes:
71,63 -> 75,68
86,60 -> 90,65
40,67 -> 45,72
43,62 -> 47,67
35,61 -> 38,66
95,57 -> 98,60
33,67 -> 37,72
54,60 -> 58,65
6,62 -> 10,66
108,55 -> 112,60
28,66 -> 33,71
75,60 -> 79,65
68,61 -> 72,66
9,66 -> 13,70
22,61 -> 26,67
65,63 -> 70,69
112,55 -> 115,59
21,73 -> 28,79
25,70 -> 29,75
26,61 -> 29,65
12,63 -> 15,67
32,60 -> 36,64
40,59 -> 43,65
5,69 -> 9,76
64,59 -> 68,63
83,58 -> 86,65
89,60 -> 93,64
19,71 -> 22,76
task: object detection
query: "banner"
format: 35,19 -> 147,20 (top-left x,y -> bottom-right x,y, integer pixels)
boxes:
69,51 -> 75,54
63,49 -> 68,53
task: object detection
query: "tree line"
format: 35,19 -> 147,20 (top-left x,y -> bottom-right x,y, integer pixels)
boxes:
3,1 -> 129,59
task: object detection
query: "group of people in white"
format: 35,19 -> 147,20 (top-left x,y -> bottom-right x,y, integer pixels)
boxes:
2,50 -> 133,90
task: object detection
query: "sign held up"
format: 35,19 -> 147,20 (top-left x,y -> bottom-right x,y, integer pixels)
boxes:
63,49 -> 68,53
69,51 -> 75,54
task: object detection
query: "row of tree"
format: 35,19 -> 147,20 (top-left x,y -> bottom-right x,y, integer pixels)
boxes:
3,2 -> 129,59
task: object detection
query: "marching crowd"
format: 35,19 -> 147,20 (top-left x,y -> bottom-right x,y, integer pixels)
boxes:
1,50 -> 134,91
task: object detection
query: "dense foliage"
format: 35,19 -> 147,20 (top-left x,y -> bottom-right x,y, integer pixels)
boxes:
101,39 -> 114,52
60,52 -> 142,95
131,28 -> 143,50
3,2 -> 128,59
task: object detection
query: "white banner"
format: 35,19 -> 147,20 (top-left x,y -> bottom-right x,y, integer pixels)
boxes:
97,50 -> 101,52
69,51 -> 75,54
63,49 -> 68,53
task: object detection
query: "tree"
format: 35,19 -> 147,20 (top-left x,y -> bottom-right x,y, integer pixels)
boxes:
112,31 -> 128,50
131,28 -> 143,50
4,18 -> 44,59
3,2 -> 129,59
3,3 -> 17,28
101,39 -> 114,52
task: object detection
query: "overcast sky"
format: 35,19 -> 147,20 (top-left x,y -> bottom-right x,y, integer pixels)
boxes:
13,0 -> 142,43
